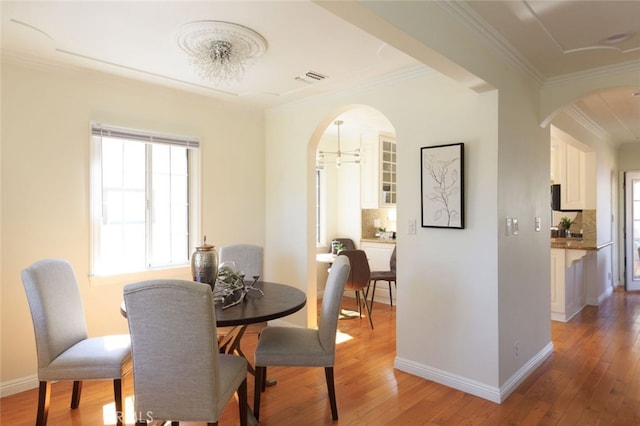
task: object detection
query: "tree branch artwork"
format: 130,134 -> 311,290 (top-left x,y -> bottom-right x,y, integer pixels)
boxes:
421,143 -> 464,229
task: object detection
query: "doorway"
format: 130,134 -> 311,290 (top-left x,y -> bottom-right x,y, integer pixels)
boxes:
624,171 -> 640,291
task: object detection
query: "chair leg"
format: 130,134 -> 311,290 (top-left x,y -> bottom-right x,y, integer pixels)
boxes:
238,377 -> 248,426
113,378 -> 124,426
36,381 -> 51,426
254,366 -> 265,421
360,289 -> 374,329
70,380 -> 82,408
388,280 -> 394,306
370,280 -> 378,313
324,367 -> 338,420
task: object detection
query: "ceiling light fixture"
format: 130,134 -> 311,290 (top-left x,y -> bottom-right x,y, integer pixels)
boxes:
177,21 -> 267,85
317,120 -> 360,169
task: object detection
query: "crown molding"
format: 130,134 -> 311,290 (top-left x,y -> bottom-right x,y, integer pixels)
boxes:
437,1 -> 544,84
564,104 -> 610,142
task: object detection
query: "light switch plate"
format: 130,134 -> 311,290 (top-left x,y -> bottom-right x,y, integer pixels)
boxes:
505,217 -> 512,236
512,218 -> 519,235
535,217 -> 541,232
408,219 -> 416,235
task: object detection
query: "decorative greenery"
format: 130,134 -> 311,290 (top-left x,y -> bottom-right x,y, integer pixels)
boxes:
217,265 -> 243,286
560,217 -> 575,229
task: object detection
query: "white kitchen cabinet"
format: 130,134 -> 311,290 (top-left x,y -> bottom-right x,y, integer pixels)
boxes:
550,248 -> 587,322
361,134 -> 396,208
550,135 -> 595,210
361,240 -> 395,272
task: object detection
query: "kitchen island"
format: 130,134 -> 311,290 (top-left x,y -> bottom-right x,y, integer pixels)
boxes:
550,238 -> 613,322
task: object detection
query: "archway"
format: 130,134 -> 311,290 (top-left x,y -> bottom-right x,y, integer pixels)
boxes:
307,105 -> 397,328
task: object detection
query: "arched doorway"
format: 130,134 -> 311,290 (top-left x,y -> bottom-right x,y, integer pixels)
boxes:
309,105 -> 397,327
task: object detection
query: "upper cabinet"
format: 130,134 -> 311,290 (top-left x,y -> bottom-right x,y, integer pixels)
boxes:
361,134 -> 396,208
550,132 -> 596,210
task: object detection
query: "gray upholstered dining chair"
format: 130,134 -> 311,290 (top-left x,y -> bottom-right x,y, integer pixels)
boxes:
253,255 -> 350,421
123,279 -> 248,426
219,243 -> 263,279
369,245 -> 397,309
337,249 -> 374,329
21,258 -> 132,426
217,243 -> 266,358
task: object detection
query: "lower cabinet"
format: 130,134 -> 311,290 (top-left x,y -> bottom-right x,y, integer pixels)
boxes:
550,248 -> 588,322
361,241 -> 395,271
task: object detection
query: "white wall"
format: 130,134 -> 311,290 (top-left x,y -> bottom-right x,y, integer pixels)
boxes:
0,60 -> 265,391
264,67 -> 538,399
265,1 -> 552,403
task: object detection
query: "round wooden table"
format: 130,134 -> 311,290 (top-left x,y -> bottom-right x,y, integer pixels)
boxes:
215,281 -> 307,327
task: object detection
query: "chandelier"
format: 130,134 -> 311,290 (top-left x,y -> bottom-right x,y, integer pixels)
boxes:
317,120 -> 360,169
177,21 -> 267,85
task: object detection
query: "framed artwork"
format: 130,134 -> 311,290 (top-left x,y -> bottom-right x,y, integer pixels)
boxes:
420,143 -> 464,229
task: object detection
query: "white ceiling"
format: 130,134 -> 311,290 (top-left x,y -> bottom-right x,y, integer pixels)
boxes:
2,1 -> 639,144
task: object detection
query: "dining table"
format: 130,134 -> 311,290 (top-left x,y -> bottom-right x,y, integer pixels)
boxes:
120,280 -> 306,376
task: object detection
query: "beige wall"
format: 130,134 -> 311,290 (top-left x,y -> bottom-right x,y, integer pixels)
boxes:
0,60 -> 265,392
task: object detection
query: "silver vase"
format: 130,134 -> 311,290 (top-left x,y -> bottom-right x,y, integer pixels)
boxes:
191,236 -> 218,289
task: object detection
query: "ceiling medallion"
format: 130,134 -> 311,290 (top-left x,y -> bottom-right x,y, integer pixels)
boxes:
177,20 -> 267,85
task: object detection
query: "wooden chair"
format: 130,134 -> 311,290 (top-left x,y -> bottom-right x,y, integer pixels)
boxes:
21,259 -> 132,426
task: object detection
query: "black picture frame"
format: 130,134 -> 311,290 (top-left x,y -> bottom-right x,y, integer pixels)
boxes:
420,143 -> 465,229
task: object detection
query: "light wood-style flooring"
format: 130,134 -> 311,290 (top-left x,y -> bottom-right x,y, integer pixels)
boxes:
3,289 -> 640,425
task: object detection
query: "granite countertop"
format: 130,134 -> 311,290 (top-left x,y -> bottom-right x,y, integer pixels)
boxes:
551,238 -> 613,250
361,238 -> 396,244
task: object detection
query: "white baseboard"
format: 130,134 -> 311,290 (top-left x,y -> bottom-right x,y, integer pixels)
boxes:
0,374 -> 38,398
394,341 -> 554,403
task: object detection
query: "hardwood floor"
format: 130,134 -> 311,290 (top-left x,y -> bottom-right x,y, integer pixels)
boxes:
3,289 -> 640,425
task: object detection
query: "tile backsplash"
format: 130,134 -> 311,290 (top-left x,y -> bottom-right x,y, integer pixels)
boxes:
361,208 -> 396,239
552,209 -> 596,240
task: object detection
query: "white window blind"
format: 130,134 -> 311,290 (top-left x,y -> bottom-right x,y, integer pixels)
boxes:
90,123 -> 200,277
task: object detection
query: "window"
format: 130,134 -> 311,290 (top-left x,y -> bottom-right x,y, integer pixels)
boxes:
90,123 -> 200,276
316,169 -> 322,245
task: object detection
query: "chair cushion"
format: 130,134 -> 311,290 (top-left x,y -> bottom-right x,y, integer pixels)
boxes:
215,354 -> 248,414
370,271 -> 396,281
255,327 -> 333,367
39,334 -> 131,381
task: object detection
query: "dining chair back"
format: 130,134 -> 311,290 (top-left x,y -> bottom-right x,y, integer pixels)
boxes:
329,238 -> 356,253
337,249 -> 374,329
218,244 -> 263,278
21,258 -> 131,426
369,245 -> 397,308
123,279 -> 247,426
217,243 -> 266,361
253,255 -> 350,421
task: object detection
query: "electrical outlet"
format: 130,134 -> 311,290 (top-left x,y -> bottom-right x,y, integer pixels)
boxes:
512,218 -> 519,235
535,217 -> 541,232
514,341 -> 520,359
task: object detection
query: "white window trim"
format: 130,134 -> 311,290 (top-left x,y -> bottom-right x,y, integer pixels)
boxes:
89,123 -> 201,285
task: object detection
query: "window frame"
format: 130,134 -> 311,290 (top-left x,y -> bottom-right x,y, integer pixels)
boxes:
89,123 -> 201,284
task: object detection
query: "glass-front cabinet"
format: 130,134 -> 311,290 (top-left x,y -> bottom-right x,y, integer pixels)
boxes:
361,134 -> 396,208
380,137 -> 396,205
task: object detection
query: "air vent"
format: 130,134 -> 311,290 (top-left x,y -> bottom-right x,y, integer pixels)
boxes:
295,71 -> 328,84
